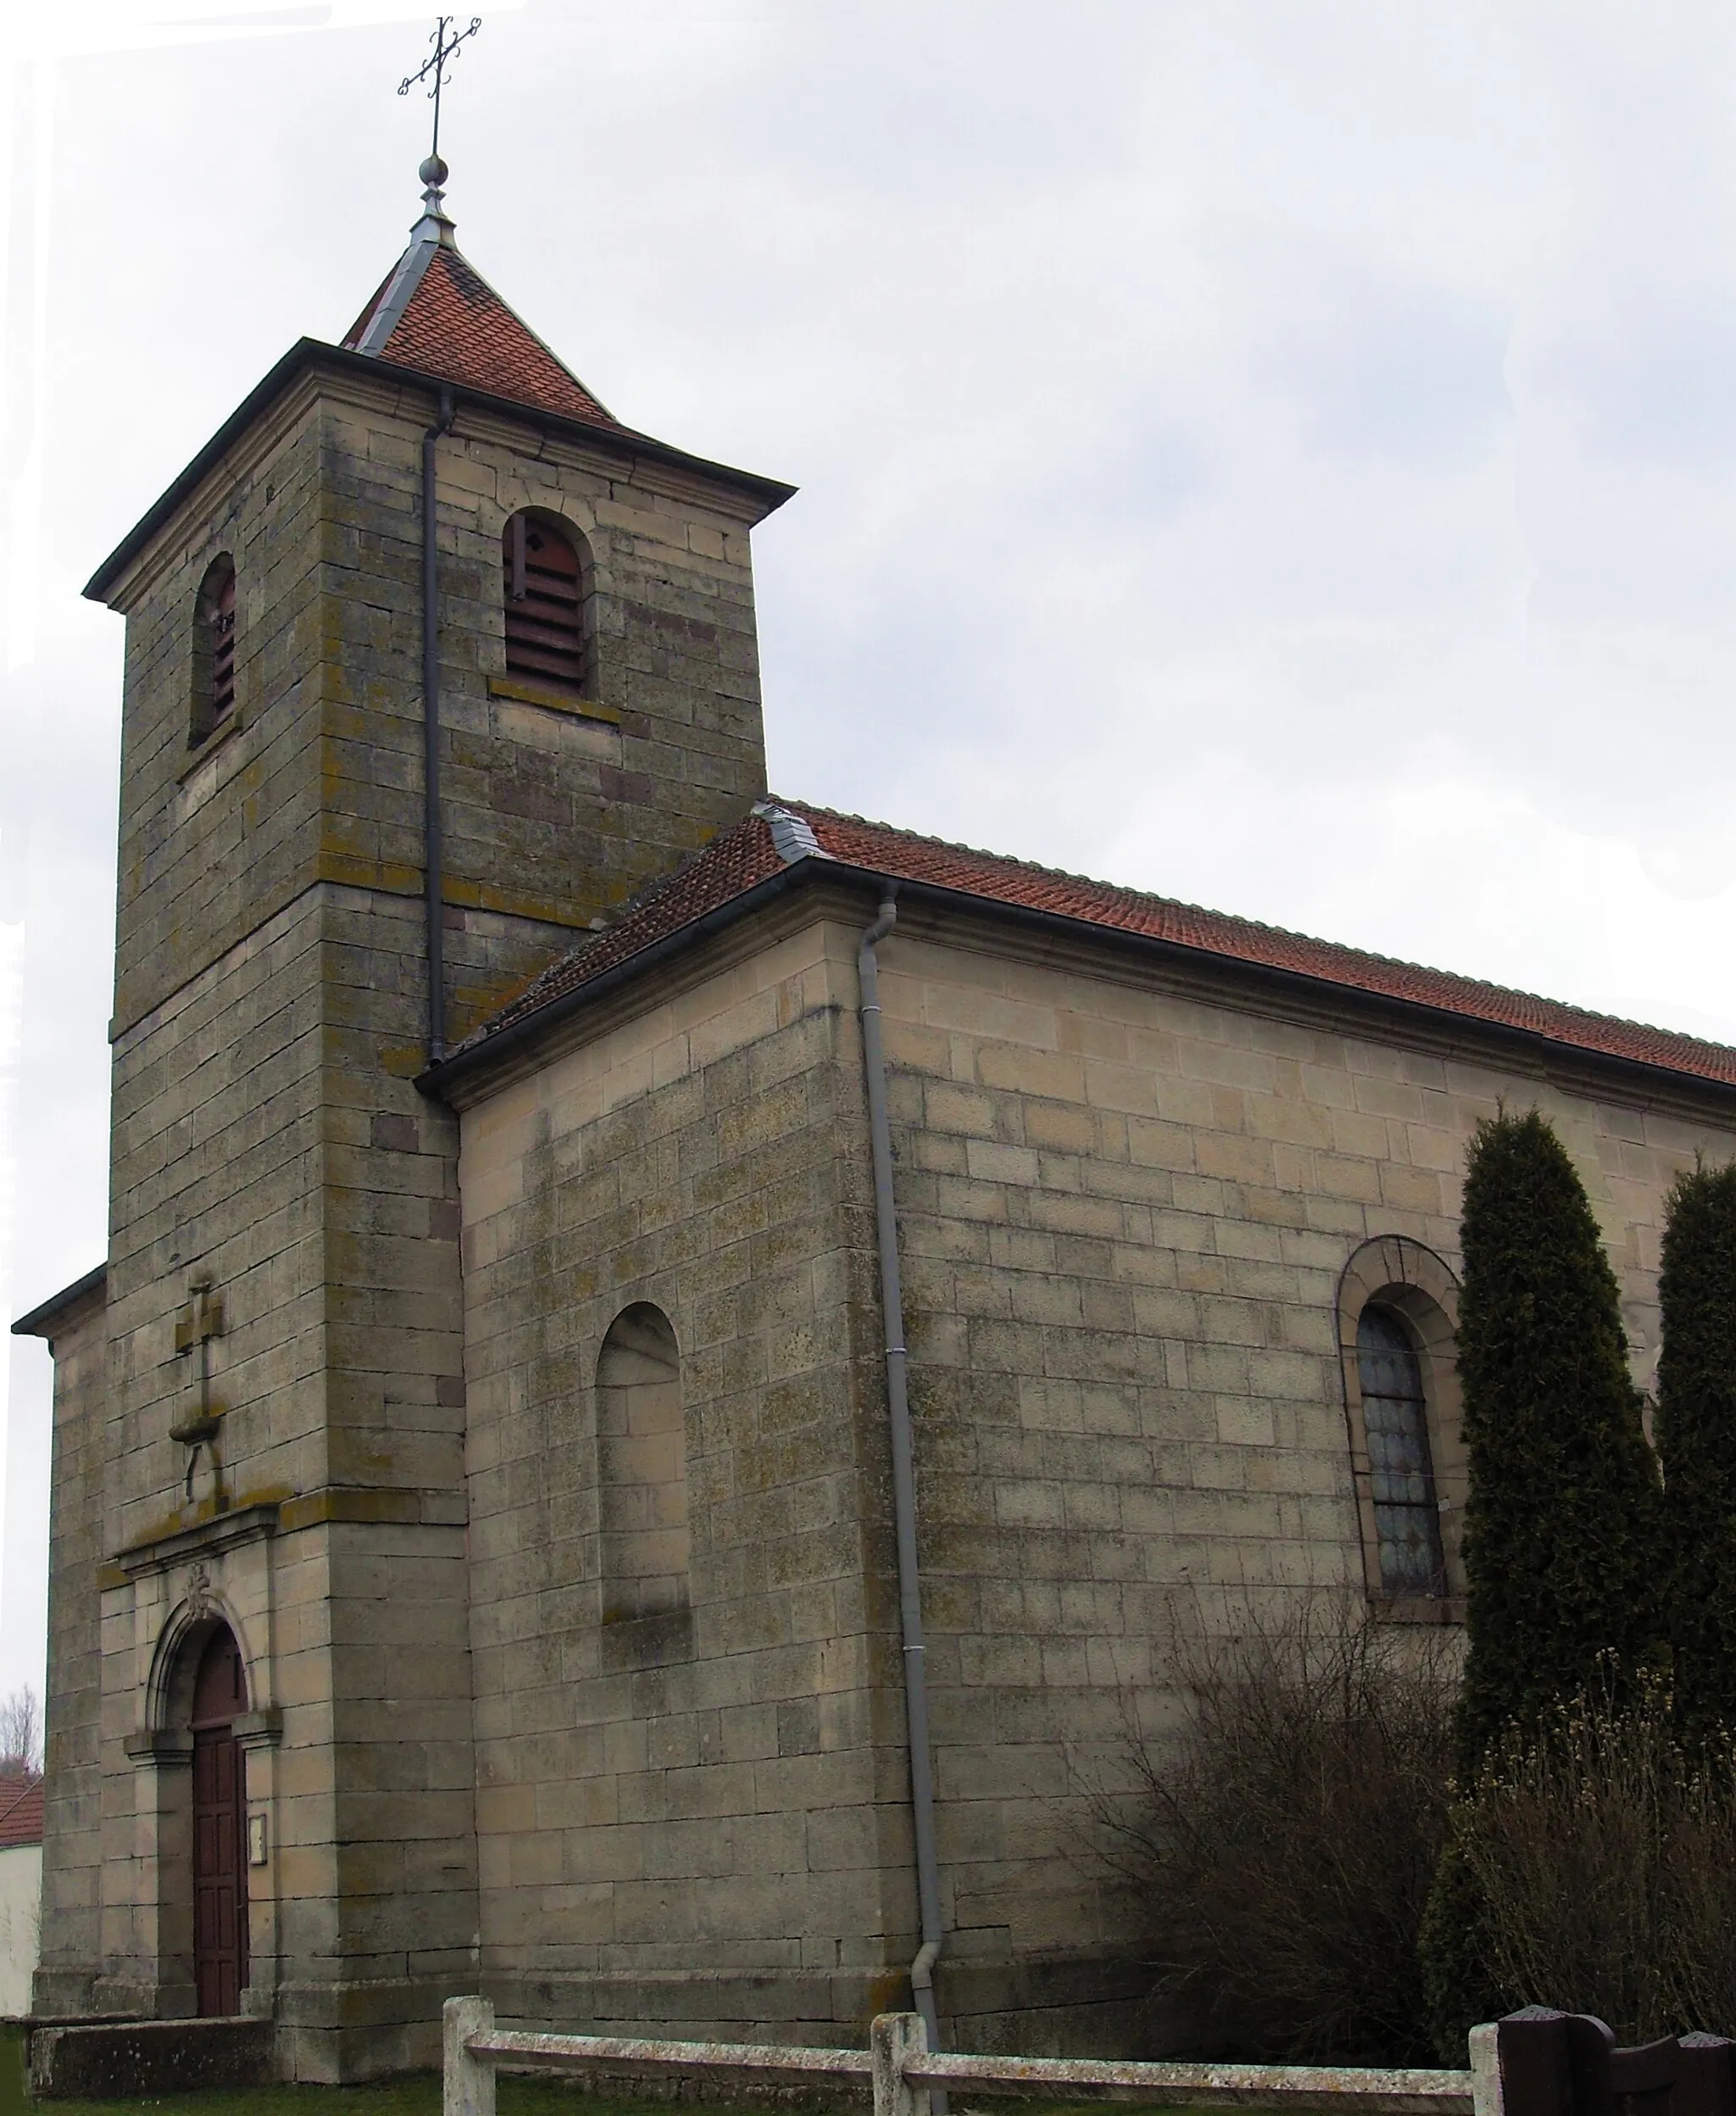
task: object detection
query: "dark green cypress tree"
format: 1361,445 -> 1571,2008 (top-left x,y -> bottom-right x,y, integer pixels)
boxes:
1450,1109 -> 1664,1777
1422,1108 -> 1665,2054
1655,1161 -> 1736,1742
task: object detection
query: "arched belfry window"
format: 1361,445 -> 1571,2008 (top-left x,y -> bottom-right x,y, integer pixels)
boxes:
1356,1307 -> 1446,1597
503,511 -> 594,696
190,554 -> 237,747
1338,1234 -> 1466,1614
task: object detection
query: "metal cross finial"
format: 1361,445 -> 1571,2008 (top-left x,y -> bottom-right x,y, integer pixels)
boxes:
399,14 -> 481,164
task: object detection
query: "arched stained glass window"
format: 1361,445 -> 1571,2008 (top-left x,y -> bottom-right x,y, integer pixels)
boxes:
1356,1305 -> 1447,1596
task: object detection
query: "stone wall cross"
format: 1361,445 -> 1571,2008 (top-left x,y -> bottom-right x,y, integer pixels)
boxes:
171,1276 -> 228,1505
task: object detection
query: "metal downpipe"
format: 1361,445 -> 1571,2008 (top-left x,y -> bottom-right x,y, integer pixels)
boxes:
422,383 -> 455,1063
859,894 -> 947,2086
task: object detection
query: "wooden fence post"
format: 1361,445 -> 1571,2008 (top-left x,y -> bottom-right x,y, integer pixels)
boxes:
871,2010 -> 929,2116
1495,2008 -> 1575,2116
444,1995 -> 496,2116
1470,2024 -> 1504,2116
1677,2035 -> 1736,2116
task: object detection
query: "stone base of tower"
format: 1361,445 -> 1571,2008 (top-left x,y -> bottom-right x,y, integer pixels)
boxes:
31,1972 -> 459,2085
271,1978 -> 461,2084
27,2017 -> 275,2098
36,1952 -> 1154,2084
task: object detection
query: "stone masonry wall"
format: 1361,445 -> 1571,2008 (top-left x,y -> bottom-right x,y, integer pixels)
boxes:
88,878 -> 477,2066
456,918 -> 915,2041
61,340 -> 782,2076
868,910 -> 1736,2041
314,381 -> 773,1039
32,1286 -> 108,2016
457,890 -> 1736,2059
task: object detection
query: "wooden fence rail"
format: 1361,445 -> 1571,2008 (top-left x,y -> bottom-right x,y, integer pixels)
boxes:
442,2000 -> 1736,2116
440,1998 -> 1488,2116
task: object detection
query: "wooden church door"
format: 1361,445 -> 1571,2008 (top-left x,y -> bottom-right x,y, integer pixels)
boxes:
189,1626 -> 249,2015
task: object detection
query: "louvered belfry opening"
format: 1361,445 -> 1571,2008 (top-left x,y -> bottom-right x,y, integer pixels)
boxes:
209,560 -> 236,722
503,512 -> 589,693
190,554 -> 238,747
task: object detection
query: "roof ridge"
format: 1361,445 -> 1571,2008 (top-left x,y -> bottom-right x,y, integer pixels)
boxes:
346,237 -> 619,429
785,799 -> 1728,1055
343,236 -> 439,358
440,795 -> 1736,1091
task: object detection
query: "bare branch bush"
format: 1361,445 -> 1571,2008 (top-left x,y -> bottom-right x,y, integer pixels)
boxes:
1085,1595 -> 1457,2065
0,1684 -> 43,1775
1455,1672 -> 1736,2041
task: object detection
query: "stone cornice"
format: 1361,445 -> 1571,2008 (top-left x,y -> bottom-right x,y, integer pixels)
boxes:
86,342 -> 792,610
104,1501 -> 282,1584
433,856 -> 1736,1131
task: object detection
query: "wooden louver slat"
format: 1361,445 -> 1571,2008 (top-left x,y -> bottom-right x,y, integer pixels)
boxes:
210,564 -> 236,722
504,516 -> 586,691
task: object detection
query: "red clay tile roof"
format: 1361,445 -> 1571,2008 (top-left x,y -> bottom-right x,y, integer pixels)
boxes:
344,244 -> 618,428
0,1773 -> 43,1849
457,800 -> 1736,1090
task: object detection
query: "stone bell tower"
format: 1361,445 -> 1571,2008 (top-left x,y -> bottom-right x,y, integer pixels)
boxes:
19,154 -> 791,2080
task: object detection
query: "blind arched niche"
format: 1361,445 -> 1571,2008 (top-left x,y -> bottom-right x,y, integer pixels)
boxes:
598,1303 -> 692,1666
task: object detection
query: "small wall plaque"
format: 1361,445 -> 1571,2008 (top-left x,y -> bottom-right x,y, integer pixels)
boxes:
247,1813 -> 267,1867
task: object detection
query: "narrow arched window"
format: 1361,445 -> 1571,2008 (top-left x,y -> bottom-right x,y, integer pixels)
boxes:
503,511 -> 593,694
1356,1306 -> 1447,1596
190,554 -> 237,747
598,1304 -> 688,1627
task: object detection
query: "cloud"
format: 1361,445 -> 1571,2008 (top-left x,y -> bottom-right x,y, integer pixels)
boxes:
8,1 -> 1736,1690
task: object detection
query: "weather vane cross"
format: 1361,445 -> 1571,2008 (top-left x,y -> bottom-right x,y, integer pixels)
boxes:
399,14 -> 481,164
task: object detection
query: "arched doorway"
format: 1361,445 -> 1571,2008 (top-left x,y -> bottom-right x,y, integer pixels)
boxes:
188,1625 -> 249,2015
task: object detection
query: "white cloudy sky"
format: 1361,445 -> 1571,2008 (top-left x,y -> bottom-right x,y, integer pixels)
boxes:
5,0 -> 1736,1696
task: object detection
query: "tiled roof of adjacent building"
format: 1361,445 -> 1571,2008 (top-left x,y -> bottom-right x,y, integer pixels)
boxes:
344,242 -> 618,428
453,799 -> 1736,1091
0,1773 -> 43,1850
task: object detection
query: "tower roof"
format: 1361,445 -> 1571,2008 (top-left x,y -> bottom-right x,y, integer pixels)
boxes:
82,163 -> 793,607
342,159 -> 619,427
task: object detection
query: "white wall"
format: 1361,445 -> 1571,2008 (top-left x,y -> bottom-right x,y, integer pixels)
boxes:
0,1843 -> 42,2016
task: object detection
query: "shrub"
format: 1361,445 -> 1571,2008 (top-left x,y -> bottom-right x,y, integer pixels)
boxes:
1091,1597 -> 1456,2064
1655,1161 -> 1736,1742
1449,1673 -> 1736,2041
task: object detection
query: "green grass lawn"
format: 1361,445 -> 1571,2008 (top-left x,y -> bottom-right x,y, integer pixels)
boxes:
33,2087 -> 717,2116
2,2040 -> 766,2116
0,2024 -> 1212,2116
16,2095 -> 1191,2116
2,2034 -> 741,2116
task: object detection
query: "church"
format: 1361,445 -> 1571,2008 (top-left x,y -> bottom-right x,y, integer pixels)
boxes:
16,149 -> 1736,2085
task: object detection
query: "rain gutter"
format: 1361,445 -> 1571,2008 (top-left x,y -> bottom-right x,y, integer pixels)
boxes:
423,383 -> 455,1063
857,894 -> 948,2074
